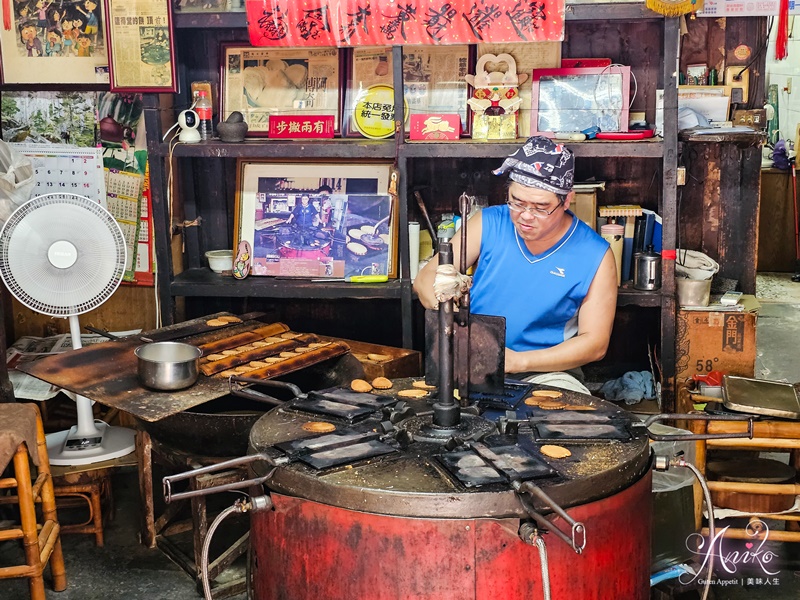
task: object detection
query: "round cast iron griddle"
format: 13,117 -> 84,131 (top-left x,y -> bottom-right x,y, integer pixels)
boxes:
249,378 -> 651,519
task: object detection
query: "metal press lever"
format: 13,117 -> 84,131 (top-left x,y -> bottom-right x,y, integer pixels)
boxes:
162,453 -> 284,504
643,413 -> 755,441
514,479 -> 587,554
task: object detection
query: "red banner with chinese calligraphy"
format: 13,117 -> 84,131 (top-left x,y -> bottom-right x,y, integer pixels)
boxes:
245,0 -> 565,47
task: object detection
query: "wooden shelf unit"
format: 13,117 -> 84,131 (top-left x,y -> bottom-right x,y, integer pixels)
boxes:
145,5 -> 680,407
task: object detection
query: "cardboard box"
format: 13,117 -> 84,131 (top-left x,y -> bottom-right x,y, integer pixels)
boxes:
573,191 -> 597,231
675,295 -> 760,389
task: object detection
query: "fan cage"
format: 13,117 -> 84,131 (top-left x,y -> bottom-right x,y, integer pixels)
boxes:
0,194 -> 127,317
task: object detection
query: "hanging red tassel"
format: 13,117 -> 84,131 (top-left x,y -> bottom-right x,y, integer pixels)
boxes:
776,0 -> 789,60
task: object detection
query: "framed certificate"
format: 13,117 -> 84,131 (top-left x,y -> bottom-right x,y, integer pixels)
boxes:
221,44 -> 343,137
345,46 -> 472,138
103,0 -> 177,92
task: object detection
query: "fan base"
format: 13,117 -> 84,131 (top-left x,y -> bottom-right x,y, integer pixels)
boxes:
47,422 -> 136,466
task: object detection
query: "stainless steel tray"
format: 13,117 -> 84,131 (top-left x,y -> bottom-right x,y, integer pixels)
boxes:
722,375 -> 800,420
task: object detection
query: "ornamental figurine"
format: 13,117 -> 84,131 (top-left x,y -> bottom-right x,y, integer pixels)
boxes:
465,53 -> 528,140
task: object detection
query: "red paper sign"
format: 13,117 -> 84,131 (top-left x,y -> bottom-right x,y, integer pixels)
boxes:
245,0 -> 565,47
409,114 -> 461,139
268,115 -> 336,138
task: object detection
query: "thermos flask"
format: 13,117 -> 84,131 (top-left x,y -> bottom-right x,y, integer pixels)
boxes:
633,245 -> 662,291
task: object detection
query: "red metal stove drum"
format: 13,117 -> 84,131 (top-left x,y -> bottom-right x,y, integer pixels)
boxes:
247,381 -> 653,600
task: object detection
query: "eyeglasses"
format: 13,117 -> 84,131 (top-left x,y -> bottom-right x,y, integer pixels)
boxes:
506,198 -> 564,217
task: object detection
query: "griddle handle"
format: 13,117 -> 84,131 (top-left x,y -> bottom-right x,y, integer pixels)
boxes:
514,480 -> 586,554
642,413 -> 755,441
162,453 -> 278,503
228,376 -> 302,404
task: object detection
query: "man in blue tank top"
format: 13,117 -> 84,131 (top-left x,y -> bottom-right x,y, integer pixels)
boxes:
414,136 -> 618,393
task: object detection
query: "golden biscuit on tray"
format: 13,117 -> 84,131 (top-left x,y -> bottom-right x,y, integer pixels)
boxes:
350,379 -> 373,393
302,422 -> 336,433
372,377 -> 393,390
412,380 -> 437,390
540,445 -> 571,459
398,388 -> 428,398
218,316 -> 242,323
532,390 -> 563,399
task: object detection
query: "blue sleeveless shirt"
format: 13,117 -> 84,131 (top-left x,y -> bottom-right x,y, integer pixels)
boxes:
469,206 -> 609,352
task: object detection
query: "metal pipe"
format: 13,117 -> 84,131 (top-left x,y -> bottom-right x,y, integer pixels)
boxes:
456,193 -> 472,403
672,458 -> 714,600
519,523 -> 552,600
200,496 -> 274,600
433,242 -> 458,427
201,504 -> 240,600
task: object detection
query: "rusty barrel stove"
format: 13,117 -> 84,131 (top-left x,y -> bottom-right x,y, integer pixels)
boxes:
244,381 -> 653,600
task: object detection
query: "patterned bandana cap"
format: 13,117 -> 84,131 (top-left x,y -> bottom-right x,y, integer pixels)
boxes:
492,136 -> 575,195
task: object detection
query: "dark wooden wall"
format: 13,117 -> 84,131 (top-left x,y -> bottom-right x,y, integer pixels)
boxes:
680,16 -> 768,109
676,17 -> 768,295
679,134 -> 763,294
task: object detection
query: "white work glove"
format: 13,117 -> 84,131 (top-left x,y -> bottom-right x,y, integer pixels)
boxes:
433,264 -> 472,306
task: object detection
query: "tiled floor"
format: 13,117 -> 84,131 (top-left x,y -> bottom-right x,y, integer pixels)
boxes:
2,273 -> 800,599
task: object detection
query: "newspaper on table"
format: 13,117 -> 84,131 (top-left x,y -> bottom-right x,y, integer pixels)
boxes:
7,330 -> 140,401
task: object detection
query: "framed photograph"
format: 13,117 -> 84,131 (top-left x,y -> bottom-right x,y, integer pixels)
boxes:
234,161 -> 396,279
2,91 -> 99,146
0,0 -> 109,85
686,64 -> 708,86
103,0 -> 177,92
221,44 -> 342,137
531,66 -> 631,137
344,46 -> 472,138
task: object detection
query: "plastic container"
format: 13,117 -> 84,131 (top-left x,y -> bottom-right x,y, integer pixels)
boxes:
676,277 -> 711,306
195,90 -> 213,141
205,249 -> 233,273
600,223 -> 624,286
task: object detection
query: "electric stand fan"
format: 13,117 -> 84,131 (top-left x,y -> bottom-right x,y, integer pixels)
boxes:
0,193 -> 136,465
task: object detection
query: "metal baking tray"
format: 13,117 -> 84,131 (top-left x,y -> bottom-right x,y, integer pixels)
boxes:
722,375 -> 800,420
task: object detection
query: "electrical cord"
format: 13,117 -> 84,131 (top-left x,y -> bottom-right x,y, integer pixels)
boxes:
736,17 -> 773,80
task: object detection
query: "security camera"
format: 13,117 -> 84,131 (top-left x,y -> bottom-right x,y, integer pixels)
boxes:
162,109 -> 201,143
177,109 -> 201,143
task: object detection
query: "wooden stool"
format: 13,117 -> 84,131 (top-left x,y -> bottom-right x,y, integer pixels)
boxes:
0,403 -> 67,599
51,466 -> 113,547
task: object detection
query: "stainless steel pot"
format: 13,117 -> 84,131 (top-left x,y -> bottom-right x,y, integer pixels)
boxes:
135,341 -> 202,391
